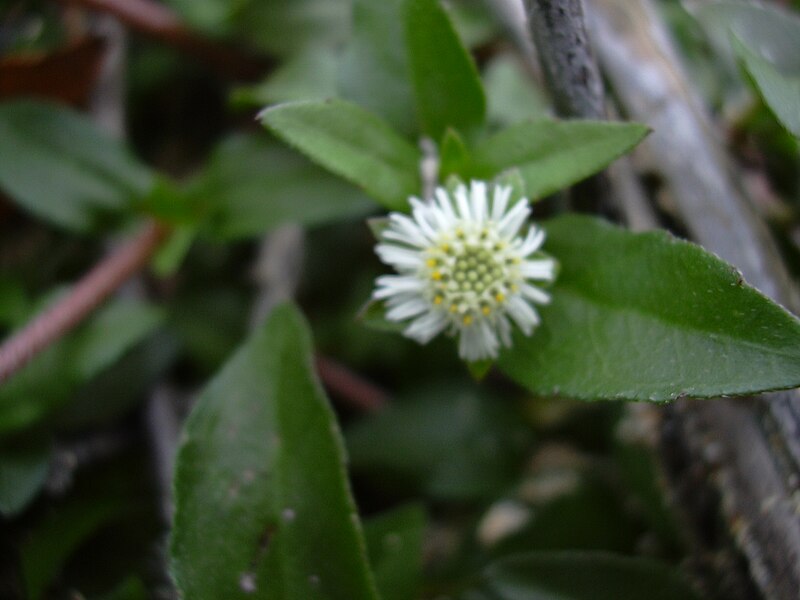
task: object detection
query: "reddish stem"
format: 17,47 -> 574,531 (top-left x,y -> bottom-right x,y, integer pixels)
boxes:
0,221 -> 168,385
315,355 -> 389,413
56,0 -> 270,80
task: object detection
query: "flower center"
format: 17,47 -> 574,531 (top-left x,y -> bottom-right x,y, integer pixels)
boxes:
425,235 -> 517,323
451,247 -> 503,294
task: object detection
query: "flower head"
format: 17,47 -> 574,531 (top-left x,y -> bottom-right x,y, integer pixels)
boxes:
372,180 -> 556,361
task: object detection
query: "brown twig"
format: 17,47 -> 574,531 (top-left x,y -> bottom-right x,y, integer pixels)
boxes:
0,221 -> 168,385
315,355 -> 388,413
55,0 -> 270,80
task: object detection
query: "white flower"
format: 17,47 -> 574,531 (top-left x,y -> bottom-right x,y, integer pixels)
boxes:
372,180 -> 556,362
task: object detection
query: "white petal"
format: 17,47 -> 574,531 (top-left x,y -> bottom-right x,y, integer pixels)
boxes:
388,213 -> 430,246
382,229 -> 428,248
491,185 -> 511,221
405,310 -> 448,343
520,283 -> 551,305
498,200 -> 531,238
470,181 -> 488,223
376,244 -> 424,268
506,296 -> 540,334
435,188 -> 457,221
520,259 -> 555,280
458,321 -> 498,361
386,298 -> 429,320
373,275 -> 425,298
455,185 -> 472,220
409,198 -> 439,240
496,314 -> 513,347
519,227 -> 546,256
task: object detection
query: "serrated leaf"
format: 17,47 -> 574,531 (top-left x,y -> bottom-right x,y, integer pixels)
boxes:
0,299 -> 163,435
191,133 -> 375,239
499,215 -> 800,401
471,120 -> 649,199
403,0 -> 486,139
364,504 -> 425,600
170,303 -> 379,600
338,0 -> 416,135
0,101 -> 153,232
261,99 -> 420,211
465,552 -> 700,600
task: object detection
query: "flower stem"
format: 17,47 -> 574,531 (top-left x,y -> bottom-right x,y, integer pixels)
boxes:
0,221 -> 168,385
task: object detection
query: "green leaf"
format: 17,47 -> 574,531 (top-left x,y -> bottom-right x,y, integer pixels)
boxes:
692,2 -> 800,73
236,0 -> 351,58
439,128 -> 472,180
499,215 -> 800,401
471,120 -> 649,199
364,504 -> 426,600
170,303 -> 379,600
346,384 -> 531,500
0,439 -> 49,516
261,100 -> 421,211
0,298 -> 163,435
403,0 -> 486,139
93,577 -> 148,600
152,226 -> 197,276
0,101 -> 153,233
465,552 -> 700,600
233,46 -> 339,107
338,0 -> 417,135
191,134 -> 375,239
732,35 -> 800,138
493,169 -> 528,205
484,55 -> 549,127
22,478 -> 135,600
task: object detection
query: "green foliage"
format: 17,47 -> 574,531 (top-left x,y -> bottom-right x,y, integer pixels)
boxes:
0,439 -> 49,516
0,101 -> 153,232
347,385 -> 532,500
484,55 -> 549,127
261,99 -> 421,211
363,504 -> 426,600
732,37 -> 800,138
464,552 -> 701,600
403,0 -> 486,139
693,2 -> 800,137
233,46 -> 339,107
21,470 -> 139,600
339,0 -> 417,135
170,304 -> 379,600
0,299 -> 163,435
189,133 -> 375,239
470,120 -> 650,199
499,215 -> 800,401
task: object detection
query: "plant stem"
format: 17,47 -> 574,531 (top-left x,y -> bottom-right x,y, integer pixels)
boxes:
0,221 -> 168,385
314,355 -> 388,412
55,0 -> 269,80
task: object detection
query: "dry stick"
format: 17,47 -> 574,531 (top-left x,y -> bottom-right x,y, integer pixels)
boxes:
0,221 -> 168,385
523,0 -> 605,119
56,0 -> 269,80
521,0 -> 618,216
589,1 -> 800,598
